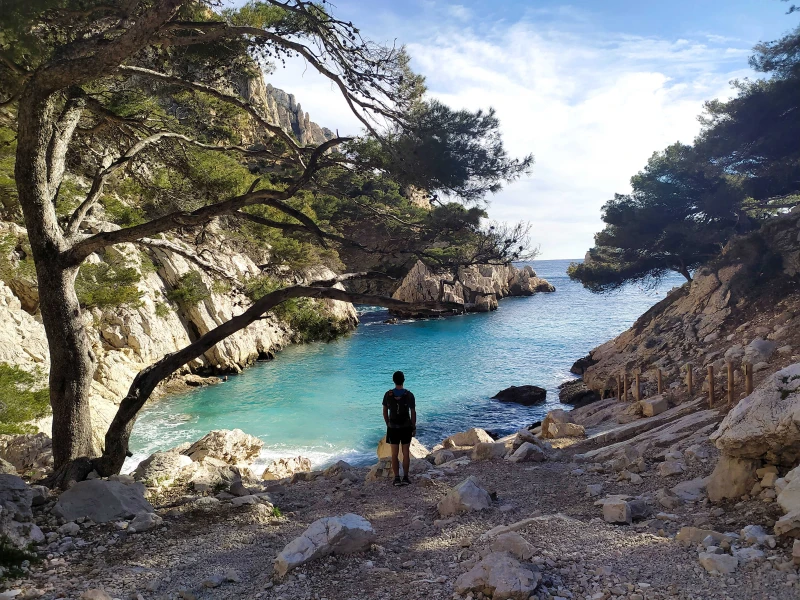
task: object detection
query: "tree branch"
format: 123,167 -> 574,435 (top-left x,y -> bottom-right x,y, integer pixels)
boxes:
117,65 -> 305,161
135,238 -> 240,284
47,92 -> 85,202
94,281 -> 458,475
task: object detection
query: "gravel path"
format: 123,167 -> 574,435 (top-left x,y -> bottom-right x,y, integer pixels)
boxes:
5,447 -> 798,600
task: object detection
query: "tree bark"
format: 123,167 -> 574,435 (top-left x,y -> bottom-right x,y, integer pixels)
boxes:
15,88 -> 97,469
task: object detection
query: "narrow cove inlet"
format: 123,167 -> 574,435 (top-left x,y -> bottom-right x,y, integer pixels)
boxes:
126,260 -> 682,472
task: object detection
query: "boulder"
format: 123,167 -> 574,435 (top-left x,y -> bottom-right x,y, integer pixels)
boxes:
658,460 -> 685,477
710,363 -> 800,464
698,552 -> 738,574
570,354 -> 597,376
511,429 -> 543,451
262,456 -> 312,481
775,511 -> 800,537
471,442 -> 508,461
182,429 -> 263,464
454,551 -> 541,600
640,395 -> 669,417
602,499 -> 632,525
545,422 -> 585,439
431,449 -> 456,465
0,457 -> 16,474
540,409 -> 569,439
671,477 -> 707,502
506,442 -> 546,464
322,460 -> 359,482
80,591 -> 113,600
132,452 -> 192,487
0,474 -> 42,548
437,476 -> 492,517
443,428 -> 494,448
558,379 -> 600,406
744,338 -> 777,364
274,513 -> 376,578
490,532 -> 534,560
52,479 -> 154,523
706,455 -> 760,503
0,433 -> 53,478
777,466 -> 800,514
187,460 -> 242,492
129,512 -> 163,533
376,436 -> 429,460
491,385 -> 547,406
676,527 -> 733,546
365,458 -> 430,481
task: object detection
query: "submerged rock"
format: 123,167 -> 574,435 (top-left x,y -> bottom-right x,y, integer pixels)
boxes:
491,385 -> 547,406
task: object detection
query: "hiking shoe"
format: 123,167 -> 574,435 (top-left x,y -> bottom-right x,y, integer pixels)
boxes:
393,476 -> 402,487
401,476 -> 411,486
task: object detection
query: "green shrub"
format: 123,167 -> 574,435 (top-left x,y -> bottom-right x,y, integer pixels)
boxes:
154,302 -> 172,318
245,276 -> 349,342
210,278 -> 232,295
244,274 -> 282,302
166,271 -> 209,306
0,233 -> 36,282
0,363 -> 50,435
75,262 -> 143,309
101,195 -> 146,227
271,506 -> 282,518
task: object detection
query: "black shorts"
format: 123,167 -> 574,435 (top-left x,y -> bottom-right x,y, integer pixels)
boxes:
386,426 -> 413,445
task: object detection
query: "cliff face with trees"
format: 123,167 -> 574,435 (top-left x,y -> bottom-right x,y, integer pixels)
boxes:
0,0 -> 534,484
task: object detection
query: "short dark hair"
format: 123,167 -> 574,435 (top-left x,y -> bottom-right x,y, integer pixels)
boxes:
392,371 -> 405,385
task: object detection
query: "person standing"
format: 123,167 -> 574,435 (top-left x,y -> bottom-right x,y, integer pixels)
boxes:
382,370 -> 416,486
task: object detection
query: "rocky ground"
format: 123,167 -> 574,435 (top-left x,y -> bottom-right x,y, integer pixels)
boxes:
2,419 -> 798,600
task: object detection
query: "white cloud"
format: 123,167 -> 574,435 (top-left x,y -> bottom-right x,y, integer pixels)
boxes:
264,4 -> 757,259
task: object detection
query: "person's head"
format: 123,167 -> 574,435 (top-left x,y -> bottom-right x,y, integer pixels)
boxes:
392,371 -> 405,387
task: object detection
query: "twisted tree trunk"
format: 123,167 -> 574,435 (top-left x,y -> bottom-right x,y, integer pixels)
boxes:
16,89 -> 98,471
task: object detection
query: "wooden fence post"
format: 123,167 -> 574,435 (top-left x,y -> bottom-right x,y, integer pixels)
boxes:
707,365 -> 715,408
657,368 -> 663,395
623,372 -> 628,402
635,373 -> 641,401
686,364 -> 693,396
727,361 -> 734,406
617,373 -> 622,401
744,363 -> 753,396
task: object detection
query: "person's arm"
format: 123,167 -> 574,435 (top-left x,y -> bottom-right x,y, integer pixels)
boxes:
410,393 -> 417,435
383,405 -> 390,427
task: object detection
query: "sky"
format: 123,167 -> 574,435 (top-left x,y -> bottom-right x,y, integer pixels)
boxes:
232,1 -> 797,259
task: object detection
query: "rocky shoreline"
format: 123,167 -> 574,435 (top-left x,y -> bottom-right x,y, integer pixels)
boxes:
2,339 -> 799,600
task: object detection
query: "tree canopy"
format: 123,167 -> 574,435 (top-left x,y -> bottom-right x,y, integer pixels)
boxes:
569,18 -> 800,292
0,0 -> 534,482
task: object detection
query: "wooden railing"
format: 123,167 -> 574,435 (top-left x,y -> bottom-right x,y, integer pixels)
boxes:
618,359 -> 757,410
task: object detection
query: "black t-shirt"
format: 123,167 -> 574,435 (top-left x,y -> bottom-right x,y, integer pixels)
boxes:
382,389 -> 416,428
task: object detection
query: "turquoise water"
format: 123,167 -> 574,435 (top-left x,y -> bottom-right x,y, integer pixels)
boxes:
125,260 -> 683,472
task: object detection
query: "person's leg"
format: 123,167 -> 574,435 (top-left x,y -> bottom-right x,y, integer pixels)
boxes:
401,443 -> 410,479
390,443 -> 400,479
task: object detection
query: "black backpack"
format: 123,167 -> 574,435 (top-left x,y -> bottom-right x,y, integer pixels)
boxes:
385,390 -> 412,427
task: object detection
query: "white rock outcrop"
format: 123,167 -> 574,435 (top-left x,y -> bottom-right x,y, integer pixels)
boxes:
710,363 -> 800,464
132,452 -> 193,488
376,436 -> 429,460
262,456 -> 312,481
437,476 -> 492,517
391,261 -> 554,316
273,513 -> 376,578
52,479 -> 154,523
455,551 -> 541,600
443,428 -> 494,448
183,429 -> 263,464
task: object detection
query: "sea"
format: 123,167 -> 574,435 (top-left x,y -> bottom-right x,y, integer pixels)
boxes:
124,259 -> 683,474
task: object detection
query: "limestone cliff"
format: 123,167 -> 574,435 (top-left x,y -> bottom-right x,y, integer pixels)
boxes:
579,208 -> 800,399
391,260 -> 555,316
